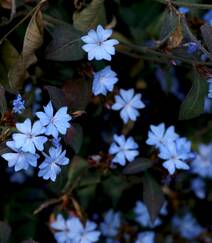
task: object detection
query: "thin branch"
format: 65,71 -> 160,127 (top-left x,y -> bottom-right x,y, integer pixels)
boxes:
155,0 -> 212,9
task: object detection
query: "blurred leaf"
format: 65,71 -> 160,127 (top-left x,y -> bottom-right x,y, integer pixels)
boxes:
201,23 -> 212,55
45,24 -> 84,61
66,156 -> 89,189
123,158 -> 153,175
64,124 -> 83,154
22,240 -> 39,243
142,173 -> 165,223
45,85 -> 67,109
0,85 -> 7,115
8,6 -> 44,90
62,78 -> 92,111
102,174 -> 128,206
0,221 -> 11,243
73,0 -> 106,32
179,71 -> 207,120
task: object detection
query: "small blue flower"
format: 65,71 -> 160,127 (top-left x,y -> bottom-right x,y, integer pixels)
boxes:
183,42 -> 199,54
13,94 -> 25,114
68,217 -> 101,243
38,146 -> 69,182
12,119 -> 47,154
191,143 -> 212,178
146,123 -> 179,149
1,141 -> 39,172
52,137 -> 61,148
92,66 -> 118,96
172,212 -> 204,240
112,89 -> 145,124
159,139 -> 191,175
134,201 -> 161,228
36,101 -> 72,138
109,134 -> 139,166
81,25 -> 119,61
208,79 -> 212,98
135,231 -> 155,243
191,177 -> 206,199
203,10 -> 212,26
178,7 -> 190,14
100,210 -> 121,238
50,214 -> 72,243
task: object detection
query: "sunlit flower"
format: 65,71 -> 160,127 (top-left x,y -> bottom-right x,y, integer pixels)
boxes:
38,146 -> 69,182
178,6 -> 190,14
109,134 -> 139,166
112,89 -> 145,124
135,231 -> 155,243
36,101 -> 72,138
81,25 -> 119,61
12,119 -> 47,154
92,66 -> 118,96
13,94 -> 25,114
1,141 -> 39,172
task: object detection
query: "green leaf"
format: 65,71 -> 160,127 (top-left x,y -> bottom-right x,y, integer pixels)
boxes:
64,124 -> 83,154
123,158 -> 153,174
0,85 -> 7,115
142,173 -> 165,223
45,85 -> 67,109
73,0 -> 106,32
45,24 -> 84,61
0,221 -> 11,243
201,23 -> 212,56
179,71 -> 208,120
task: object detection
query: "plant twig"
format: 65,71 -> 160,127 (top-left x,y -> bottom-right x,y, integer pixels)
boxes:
155,0 -> 212,9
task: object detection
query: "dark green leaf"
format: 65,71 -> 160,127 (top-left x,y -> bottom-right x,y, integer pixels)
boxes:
45,24 -> 84,61
179,71 -> 208,120
64,124 -> 83,154
73,0 -> 106,32
0,221 -> 11,243
201,23 -> 212,55
45,85 -> 67,109
142,173 -> 165,223
123,158 -> 153,174
0,85 -> 7,115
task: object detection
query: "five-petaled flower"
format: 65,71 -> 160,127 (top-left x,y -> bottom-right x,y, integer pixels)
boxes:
109,134 -> 139,166
81,25 -> 119,61
36,101 -> 72,138
92,66 -> 118,96
38,146 -> 69,182
112,89 -> 145,124
1,141 -> 39,172
12,119 -> 47,154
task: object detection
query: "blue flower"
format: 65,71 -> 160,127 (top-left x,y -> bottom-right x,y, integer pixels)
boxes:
109,134 -> 139,166
191,177 -> 206,199
146,123 -> 179,149
92,66 -> 118,96
134,201 -> 161,228
178,7 -> 190,14
13,94 -> 25,114
203,10 -> 212,26
112,89 -> 145,124
81,25 -> 119,61
208,79 -> 212,98
172,212 -> 204,240
2,141 -> 39,172
183,42 -> 199,54
52,137 -> 61,148
135,231 -> 155,243
38,146 -> 69,182
50,214 -> 72,243
100,210 -> 121,238
68,217 -> 101,243
36,101 -> 72,138
191,143 -> 212,178
159,139 -> 190,175
12,119 -> 47,154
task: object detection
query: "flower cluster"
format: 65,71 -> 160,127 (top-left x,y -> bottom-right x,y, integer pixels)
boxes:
146,123 -> 193,175
1,101 -> 72,182
12,94 -> 25,114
